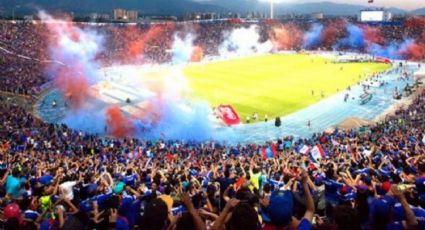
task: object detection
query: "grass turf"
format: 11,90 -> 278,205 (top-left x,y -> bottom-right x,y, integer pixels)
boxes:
183,54 -> 391,123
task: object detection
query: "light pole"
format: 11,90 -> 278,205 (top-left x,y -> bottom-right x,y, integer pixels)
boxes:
12,5 -> 21,20
270,0 -> 274,19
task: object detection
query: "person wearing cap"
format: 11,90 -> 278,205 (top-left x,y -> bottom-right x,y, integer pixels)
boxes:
368,185 -> 418,230
4,203 -> 22,225
262,169 -> 315,230
336,185 -> 356,207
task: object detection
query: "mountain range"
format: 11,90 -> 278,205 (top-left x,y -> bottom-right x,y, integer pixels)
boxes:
0,0 -> 424,17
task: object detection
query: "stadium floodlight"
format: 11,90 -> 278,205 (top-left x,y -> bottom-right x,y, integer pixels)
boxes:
270,0 -> 274,19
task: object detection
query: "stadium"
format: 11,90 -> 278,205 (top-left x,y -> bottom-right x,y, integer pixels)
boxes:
0,0 -> 425,229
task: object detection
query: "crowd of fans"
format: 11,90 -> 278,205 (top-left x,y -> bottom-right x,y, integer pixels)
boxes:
0,17 -> 424,230
0,22 -> 48,95
1,17 -> 424,95
0,88 -> 424,230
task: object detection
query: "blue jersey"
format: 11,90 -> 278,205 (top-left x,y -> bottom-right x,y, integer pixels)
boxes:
415,176 -> 425,196
123,174 -> 137,186
79,191 -> 113,212
392,202 -> 425,230
268,179 -> 284,190
297,218 -> 312,230
323,178 -> 343,202
119,195 -> 140,227
24,210 -> 40,221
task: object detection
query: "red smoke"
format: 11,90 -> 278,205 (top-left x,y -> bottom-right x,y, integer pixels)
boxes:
121,23 -> 175,62
401,42 -> 425,60
134,100 -> 161,126
320,19 -> 347,48
405,16 -> 425,28
362,26 -> 385,45
191,46 -> 204,62
53,64 -> 90,108
106,105 -> 135,137
43,16 -> 93,109
404,17 -> 425,44
321,26 -> 339,47
269,24 -> 303,50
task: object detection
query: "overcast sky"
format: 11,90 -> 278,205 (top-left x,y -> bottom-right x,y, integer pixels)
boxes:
193,0 -> 425,11
257,0 -> 425,10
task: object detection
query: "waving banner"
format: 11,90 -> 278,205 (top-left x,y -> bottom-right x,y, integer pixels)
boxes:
375,57 -> 391,64
217,105 -> 241,126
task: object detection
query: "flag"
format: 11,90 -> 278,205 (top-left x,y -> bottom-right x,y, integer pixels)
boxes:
234,177 -> 245,191
167,152 -> 173,162
299,145 -> 310,155
266,147 -> 274,159
217,105 -> 241,126
310,144 -> 325,162
331,139 -> 340,146
261,147 -> 267,160
271,144 -> 278,157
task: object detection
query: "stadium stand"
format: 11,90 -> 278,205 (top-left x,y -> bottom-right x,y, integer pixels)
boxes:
0,17 -> 424,230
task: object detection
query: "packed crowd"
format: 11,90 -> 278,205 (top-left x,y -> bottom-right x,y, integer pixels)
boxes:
1,17 -> 424,95
0,17 -> 425,230
0,80 -> 425,230
0,22 -> 48,95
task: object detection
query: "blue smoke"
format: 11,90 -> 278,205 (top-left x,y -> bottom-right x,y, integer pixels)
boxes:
303,24 -> 324,49
134,101 -> 213,141
40,11 -> 104,86
172,33 -> 195,65
62,106 -> 107,135
367,39 -> 414,59
337,24 -> 365,50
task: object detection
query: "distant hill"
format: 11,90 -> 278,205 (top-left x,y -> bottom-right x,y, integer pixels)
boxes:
209,0 -> 407,16
0,0 -> 226,17
0,0 -> 415,17
411,7 -> 425,15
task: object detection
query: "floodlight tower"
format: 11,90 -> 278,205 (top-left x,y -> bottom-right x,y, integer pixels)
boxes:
270,0 -> 274,19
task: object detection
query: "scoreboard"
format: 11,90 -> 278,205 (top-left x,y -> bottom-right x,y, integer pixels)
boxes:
360,10 -> 392,22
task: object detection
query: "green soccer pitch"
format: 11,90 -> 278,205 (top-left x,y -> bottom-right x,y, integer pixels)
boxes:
183,53 -> 391,123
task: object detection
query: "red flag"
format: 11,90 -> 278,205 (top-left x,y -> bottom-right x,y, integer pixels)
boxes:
261,147 -> 267,160
167,152 -> 173,162
217,105 -> 240,126
234,177 -> 245,191
271,144 -> 278,158
310,144 -> 325,161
